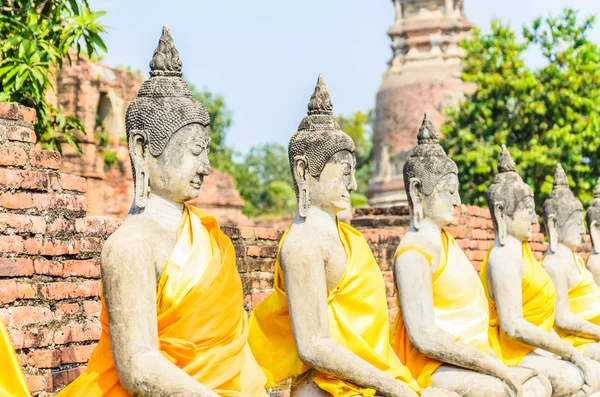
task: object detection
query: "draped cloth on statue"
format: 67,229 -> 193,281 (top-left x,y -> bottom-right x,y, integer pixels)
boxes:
56,205 -> 267,397
248,221 -> 421,397
557,253 -> 600,350
0,317 -> 30,397
480,242 -> 556,366
391,230 -> 492,389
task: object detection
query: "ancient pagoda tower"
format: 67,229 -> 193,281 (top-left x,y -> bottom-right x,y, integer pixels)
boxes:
367,0 -> 473,206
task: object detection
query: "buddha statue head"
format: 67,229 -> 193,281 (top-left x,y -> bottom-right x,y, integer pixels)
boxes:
487,145 -> 537,245
125,26 -> 211,209
542,164 -> 585,252
586,178 -> 600,253
403,111 -> 460,230
288,75 -> 357,218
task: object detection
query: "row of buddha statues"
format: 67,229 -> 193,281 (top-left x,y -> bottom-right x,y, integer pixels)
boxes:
4,26 -> 600,397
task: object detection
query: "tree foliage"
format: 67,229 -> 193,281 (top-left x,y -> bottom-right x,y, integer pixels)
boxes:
442,9 -> 600,210
0,0 -> 107,151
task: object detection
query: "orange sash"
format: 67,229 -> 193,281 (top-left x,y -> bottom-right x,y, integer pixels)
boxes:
56,205 -> 267,396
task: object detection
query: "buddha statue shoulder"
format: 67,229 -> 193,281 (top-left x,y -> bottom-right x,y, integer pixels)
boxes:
585,178 -> 600,286
392,113 -> 551,397
248,76 -> 455,397
480,146 -> 600,397
542,165 -> 600,361
56,27 -> 267,397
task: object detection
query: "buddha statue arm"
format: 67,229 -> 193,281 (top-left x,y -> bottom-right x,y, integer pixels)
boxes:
489,254 -> 595,387
280,244 -> 419,397
101,235 -> 220,397
544,263 -> 600,340
395,251 -> 522,394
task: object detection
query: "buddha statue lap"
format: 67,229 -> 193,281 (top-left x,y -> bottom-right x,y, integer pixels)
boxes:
479,146 -> 600,397
248,76 -> 456,397
55,27 -> 267,397
585,178 -> 600,286
392,113 -> 550,397
542,165 -> 600,360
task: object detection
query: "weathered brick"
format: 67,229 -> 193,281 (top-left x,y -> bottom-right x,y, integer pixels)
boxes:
19,104 -> 36,124
254,227 -> 280,240
0,213 -> 46,233
25,375 -> 47,393
39,280 -> 99,300
8,328 -> 54,349
34,259 -> 63,276
75,217 -> 122,235
30,149 -> 61,169
0,258 -> 34,277
0,192 -> 32,209
0,235 -> 24,253
0,102 -> 20,120
28,349 -> 61,368
0,168 -> 50,190
7,125 -> 36,143
83,300 -> 101,317
60,344 -> 96,364
238,227 -> 255,239
0,146 -> 27,167
32,193 -> 86,211
24,238 -> 80,256
2,306 -> 52,327
63,260 -> 101,278
54,322 -> 101,344
54,303 -> 80,319
246,245 -> 260,257
80,237 -> 104,253
60,173 -> 87,192
46,218 -> 75,233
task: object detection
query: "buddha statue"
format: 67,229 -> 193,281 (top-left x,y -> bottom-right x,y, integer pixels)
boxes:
248,76 -> 455,397
56,27 -> 267,397
585,178 -> 600,286
542,165 -> 600,360
0,317 -> 29,396
392,113 -> 551,397
479,146 -> 600,397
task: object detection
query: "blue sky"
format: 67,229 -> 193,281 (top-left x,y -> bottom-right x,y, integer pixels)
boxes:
89,1 -> 599,155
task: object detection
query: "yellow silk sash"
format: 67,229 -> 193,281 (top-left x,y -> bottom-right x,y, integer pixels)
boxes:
0,317 -> 30,397
56,205 -> 267,397
556,253 -> 600,350
391,230 -> 491,388
248,221 -> 421,397
480,242 -> 556,366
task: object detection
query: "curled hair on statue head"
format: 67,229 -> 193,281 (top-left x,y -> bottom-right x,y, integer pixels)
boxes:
403,111 -> 458,216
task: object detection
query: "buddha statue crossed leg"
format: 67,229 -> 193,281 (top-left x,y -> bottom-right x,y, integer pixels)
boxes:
392,113 -> 550,397
56,27 -> 267,397
480,146 -> 600,397
542,165 -> 600,361
248,76 -> 456,397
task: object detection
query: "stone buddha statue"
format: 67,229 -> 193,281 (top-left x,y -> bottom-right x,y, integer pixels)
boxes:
56,27 -> 267,397
480,146 -> 600,397
392,113 -> 551,397
248,76 -> 455,397
542,165 -> 600,360
586,178 -> 600,285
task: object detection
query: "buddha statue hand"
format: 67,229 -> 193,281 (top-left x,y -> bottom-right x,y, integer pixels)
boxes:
572,354 -> 597,395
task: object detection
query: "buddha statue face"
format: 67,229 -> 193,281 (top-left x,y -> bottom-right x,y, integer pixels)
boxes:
130,123 -> 211,204
296,150 -> 357,216
543,164 -> 585,251
488,145 -> 537,245
503,195 -> 538,242
586,179 -> 600,252
414,172 -> 460,227
289,75 -> 356,218
125,27 -> 212,209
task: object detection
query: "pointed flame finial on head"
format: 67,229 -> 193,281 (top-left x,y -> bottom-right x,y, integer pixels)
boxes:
552,163 -> 569,190
307,74 -> 334,116
497,144 -> 516,173
594,177 -> 600,199
417,111 -> 439,144
149,25 -> 183,77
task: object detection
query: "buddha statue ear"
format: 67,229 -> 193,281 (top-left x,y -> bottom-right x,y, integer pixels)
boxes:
293,155 -> 310,218
409,178 -> 424,230
591,220 -> 600,254
128,130 -> 150,209
547,214 -> 558,253
494,202 -> 507,246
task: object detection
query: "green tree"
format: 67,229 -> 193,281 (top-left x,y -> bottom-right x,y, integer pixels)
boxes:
442,9 -> 600,210
232,143 -> 295,218
337,110 -> 374,208
186,80 -> 235,172
0,0 -> 107,151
